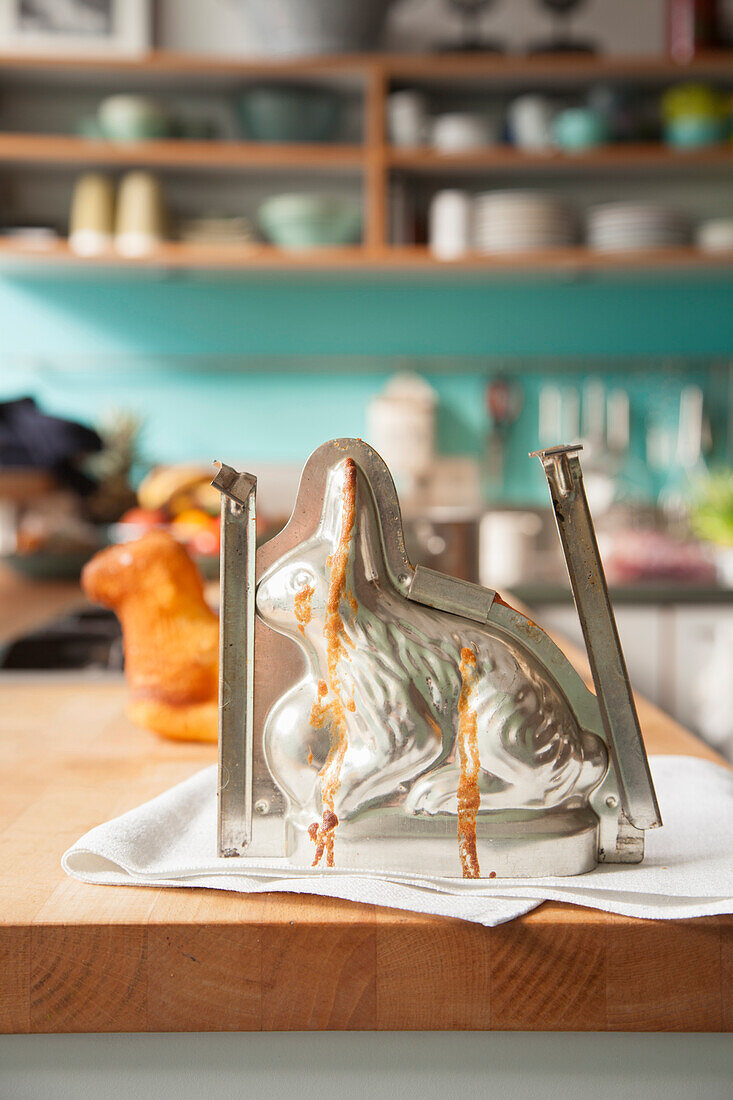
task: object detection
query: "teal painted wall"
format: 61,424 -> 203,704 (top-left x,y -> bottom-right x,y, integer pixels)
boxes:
2,274 -> 732,358
1,273 -> 732,500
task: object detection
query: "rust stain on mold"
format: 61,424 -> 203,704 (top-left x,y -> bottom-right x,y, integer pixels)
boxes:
310,458 -> 357,867
294,584 -> 314,636
457,646 -> 481,879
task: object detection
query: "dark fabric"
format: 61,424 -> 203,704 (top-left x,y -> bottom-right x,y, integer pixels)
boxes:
0,396 -> 102,493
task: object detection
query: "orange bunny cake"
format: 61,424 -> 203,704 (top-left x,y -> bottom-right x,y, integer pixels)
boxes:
82,530 -> 219,743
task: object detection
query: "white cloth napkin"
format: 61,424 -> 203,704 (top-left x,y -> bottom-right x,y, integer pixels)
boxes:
62,755 -> 733,928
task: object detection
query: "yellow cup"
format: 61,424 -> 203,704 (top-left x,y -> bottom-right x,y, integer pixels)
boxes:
114,171 -> 167,257
68,173 -> 115,257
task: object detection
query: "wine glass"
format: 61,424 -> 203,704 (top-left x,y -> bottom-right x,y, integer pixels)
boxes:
531,0 -> 597,54
444,0 -> 505,53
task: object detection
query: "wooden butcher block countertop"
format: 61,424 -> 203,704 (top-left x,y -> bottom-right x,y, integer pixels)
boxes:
0,573 -> 730,1034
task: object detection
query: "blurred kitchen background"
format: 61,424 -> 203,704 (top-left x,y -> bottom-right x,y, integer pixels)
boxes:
1,0 -> 733,758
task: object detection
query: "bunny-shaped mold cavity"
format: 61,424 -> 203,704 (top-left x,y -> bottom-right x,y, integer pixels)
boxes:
256,455 -> 608,875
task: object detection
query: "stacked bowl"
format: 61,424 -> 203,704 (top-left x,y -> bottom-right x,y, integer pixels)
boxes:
587,203 -> 690,252
473,191 -> 575,254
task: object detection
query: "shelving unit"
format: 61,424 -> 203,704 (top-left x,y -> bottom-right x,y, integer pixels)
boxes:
0,133 -> 365,172
0,49 -> 731,274
1,239 -> 729,274
387,145 -> 733,175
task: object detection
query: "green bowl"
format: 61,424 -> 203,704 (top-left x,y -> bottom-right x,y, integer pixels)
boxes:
258,194 -> 362,249
236,85 -> 340,143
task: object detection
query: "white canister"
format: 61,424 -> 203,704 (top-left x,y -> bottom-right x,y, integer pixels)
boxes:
507,95 -> 555,152
479,510 -> 543,589
429,189 -> 472,260
388,90 -> 428,147
366,373 -> 437,493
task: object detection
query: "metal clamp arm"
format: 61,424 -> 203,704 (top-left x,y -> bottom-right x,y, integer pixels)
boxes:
531,444 -> 662,830
212,463 -> 257,856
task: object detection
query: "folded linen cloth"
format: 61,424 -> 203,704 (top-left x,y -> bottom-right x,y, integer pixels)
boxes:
62,755 -> 733,927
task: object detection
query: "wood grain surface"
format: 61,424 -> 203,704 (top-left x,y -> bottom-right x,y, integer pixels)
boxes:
0,586 -> 730,1033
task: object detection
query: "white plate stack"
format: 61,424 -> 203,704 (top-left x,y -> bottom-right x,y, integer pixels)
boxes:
587,203 -> 690,252
473,191 -> 575,254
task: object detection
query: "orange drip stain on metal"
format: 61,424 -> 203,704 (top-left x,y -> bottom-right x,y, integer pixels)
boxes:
294,584 -> 314,636
457,646 -> 481,879
309,458 -> 357,867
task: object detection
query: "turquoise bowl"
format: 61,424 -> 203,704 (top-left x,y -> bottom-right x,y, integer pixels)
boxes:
236,85 -> 340,143
664,115 -> 726,149
258,194 -> 362,248
553,107 -> 608,152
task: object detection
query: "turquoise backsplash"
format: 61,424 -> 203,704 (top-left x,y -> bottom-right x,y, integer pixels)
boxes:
2,273 -> 732,502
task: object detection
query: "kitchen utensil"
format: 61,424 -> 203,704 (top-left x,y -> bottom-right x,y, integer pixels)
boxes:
587,83 -> 636,143
366,373 -> 437,495
236,84 -> 341,143
69,172 -> 115,257
579,378 -> 617,514
667,0 -> 723,62
530,0 -> 597,54
442,0 -> 504,52
658,384 -> 708,524
538,383 -> 564,447
178,215 -> 256,246
388,90 -> 428,147
258,194 -> 361,248
508,94 -> 555,152
406,507 -> 480,583
483,375 -> 523,498
240,0 -> 394,57
428,189 -> 472,259
431,112 -> 497,152
552,106 -> 608,152
661,82 -> 727,148
587,202 -> 690,252
212,438 -> 660,879
2,227 -> 58,251
665,113 -> 726,148
697,218 -> 733,252
98,95 -> 171,141
114,171 -> 166,257
605,389 -> 655,505
474,191 -> 574,253
478,509 -> 542,588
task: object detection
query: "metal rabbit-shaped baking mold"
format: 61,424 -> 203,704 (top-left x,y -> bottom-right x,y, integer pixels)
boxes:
214,439 -> 661,879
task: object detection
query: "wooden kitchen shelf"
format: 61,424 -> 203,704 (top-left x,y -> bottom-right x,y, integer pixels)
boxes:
388,144 -> 733,175
0,133 -> 365,172
0,237 -> 730,274
1,133 -> 730,176
0,48 -> 732,85
0,48 -> 731,272
381,49 -> 733,85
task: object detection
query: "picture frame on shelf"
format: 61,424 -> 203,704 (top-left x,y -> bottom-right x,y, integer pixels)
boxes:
0,0 -> 150,58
